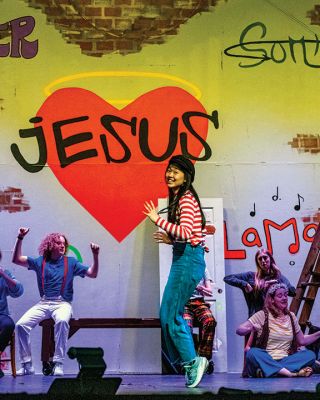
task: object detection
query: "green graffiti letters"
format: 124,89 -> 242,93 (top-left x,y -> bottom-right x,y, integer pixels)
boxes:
224,21 -> 320,68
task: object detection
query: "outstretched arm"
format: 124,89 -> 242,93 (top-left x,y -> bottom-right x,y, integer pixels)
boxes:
86,243 -> 100,278
144,195 -> 195,240
12,227 -> 30,268
296,329 -> 320,347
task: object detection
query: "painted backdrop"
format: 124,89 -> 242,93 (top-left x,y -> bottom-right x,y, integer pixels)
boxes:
0,0 -> 320,373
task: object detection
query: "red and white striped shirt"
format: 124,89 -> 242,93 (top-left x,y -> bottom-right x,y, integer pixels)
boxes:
155,190 -> 206,247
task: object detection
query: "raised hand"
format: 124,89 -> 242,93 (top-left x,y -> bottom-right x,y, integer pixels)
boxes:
143,200 -> 158,223
18,227 -> 30,238
90,243 -> 100,255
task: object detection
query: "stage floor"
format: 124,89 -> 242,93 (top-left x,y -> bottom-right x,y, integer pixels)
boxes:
0,373 -> 319,396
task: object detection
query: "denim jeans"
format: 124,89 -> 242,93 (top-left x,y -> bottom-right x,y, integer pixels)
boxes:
0,315 -> 15,353
160,242 -> 206,365
246,347 -> 316,377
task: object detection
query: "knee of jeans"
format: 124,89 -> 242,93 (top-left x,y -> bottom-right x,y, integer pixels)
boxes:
306,349 -> 316,363
245,348 -> 257,361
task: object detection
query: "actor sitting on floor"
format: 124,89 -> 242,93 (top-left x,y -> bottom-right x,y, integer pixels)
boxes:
12,227 -> 99,376
236,282 -> 320,378
0,249 -> 24,378
183,267 -> 216,374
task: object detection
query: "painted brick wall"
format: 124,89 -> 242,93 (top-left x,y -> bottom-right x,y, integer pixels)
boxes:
288,134 -> 320,154
25,0 -> 219,56
307,5 -> 320,25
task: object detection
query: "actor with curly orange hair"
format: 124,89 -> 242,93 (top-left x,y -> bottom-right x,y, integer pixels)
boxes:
12,227 -> 99,377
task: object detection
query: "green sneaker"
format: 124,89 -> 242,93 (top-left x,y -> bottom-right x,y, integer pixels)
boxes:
184,356 -> 209,388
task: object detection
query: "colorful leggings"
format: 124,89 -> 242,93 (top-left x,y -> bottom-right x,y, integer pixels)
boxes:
184,298 -> 216,360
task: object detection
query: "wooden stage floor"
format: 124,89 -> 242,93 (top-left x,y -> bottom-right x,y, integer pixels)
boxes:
0,373 -> 320,397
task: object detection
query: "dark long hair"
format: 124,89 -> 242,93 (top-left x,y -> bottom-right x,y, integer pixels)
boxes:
161,163 -> 206,229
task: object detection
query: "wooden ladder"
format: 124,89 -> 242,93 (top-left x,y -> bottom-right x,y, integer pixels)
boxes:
289,223 -> 320,332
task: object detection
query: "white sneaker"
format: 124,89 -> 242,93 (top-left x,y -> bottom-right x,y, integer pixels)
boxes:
16,362 -> 35,376
53,362 -> 64,376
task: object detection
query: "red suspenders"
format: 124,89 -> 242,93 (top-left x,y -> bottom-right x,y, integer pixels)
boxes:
41,256 -> 68,297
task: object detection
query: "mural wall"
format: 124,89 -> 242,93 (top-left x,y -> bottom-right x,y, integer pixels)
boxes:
1,0 -> 320,373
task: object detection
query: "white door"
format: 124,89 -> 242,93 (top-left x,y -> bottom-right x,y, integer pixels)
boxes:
158,198 -> 227,372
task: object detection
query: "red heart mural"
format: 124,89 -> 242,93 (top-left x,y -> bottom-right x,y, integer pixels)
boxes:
36,86 -> 208,241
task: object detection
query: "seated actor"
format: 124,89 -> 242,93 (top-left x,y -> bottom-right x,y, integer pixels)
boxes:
0,249 -> 24,378
183,268 -> 216,374
12,227 -> 99,376
236,283 -> 320,378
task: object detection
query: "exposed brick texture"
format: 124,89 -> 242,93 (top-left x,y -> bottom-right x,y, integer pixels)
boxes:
0,188 -> 30,213
307,5 -> 320,25
302,210 -> 320,226
288,134 -> 320,154
24,0 -> 219,56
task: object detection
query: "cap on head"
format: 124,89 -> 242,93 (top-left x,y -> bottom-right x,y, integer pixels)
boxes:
168,155 -> 195,182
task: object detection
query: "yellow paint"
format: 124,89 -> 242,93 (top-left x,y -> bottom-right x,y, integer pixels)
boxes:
44,71 -> 202,106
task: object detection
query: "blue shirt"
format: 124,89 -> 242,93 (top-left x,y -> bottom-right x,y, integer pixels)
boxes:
27,256 -> 89,302
0,269 -> 24,315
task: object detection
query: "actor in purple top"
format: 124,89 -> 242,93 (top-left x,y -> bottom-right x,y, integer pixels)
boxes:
12,227 -> 99,376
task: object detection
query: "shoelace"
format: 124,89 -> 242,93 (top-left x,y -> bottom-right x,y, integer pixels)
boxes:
184,363 -> 196,382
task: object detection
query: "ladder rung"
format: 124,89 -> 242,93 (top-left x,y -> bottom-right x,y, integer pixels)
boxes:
299,297 -> 315,302
298,282 -> 320,288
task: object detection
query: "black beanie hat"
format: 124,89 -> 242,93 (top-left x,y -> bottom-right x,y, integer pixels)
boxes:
168,155 -> 195,182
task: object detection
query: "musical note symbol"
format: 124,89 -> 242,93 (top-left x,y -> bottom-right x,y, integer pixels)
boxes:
250,203 -> 256,217
272,186 -> 280,201
294,194 -> 304,211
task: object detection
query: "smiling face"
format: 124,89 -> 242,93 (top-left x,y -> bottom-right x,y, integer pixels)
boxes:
165,164 -> 185,193
272,288 -> 288,312
50,236 -> 66,260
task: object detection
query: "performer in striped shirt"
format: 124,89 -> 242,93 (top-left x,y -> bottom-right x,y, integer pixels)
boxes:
144,155 -> 208,388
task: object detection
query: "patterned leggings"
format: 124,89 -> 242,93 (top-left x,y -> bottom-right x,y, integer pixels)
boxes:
183,298 -> 217,360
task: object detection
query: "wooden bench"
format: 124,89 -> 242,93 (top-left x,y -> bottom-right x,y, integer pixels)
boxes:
39,318 -> 161,362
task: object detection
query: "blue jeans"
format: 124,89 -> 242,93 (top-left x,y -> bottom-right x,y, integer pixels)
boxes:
246,347 -> 316,377
160,242 -> 206,365
0,314 -> 15,353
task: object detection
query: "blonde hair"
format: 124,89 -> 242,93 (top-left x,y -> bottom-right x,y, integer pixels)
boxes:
264,283 -> 289,317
